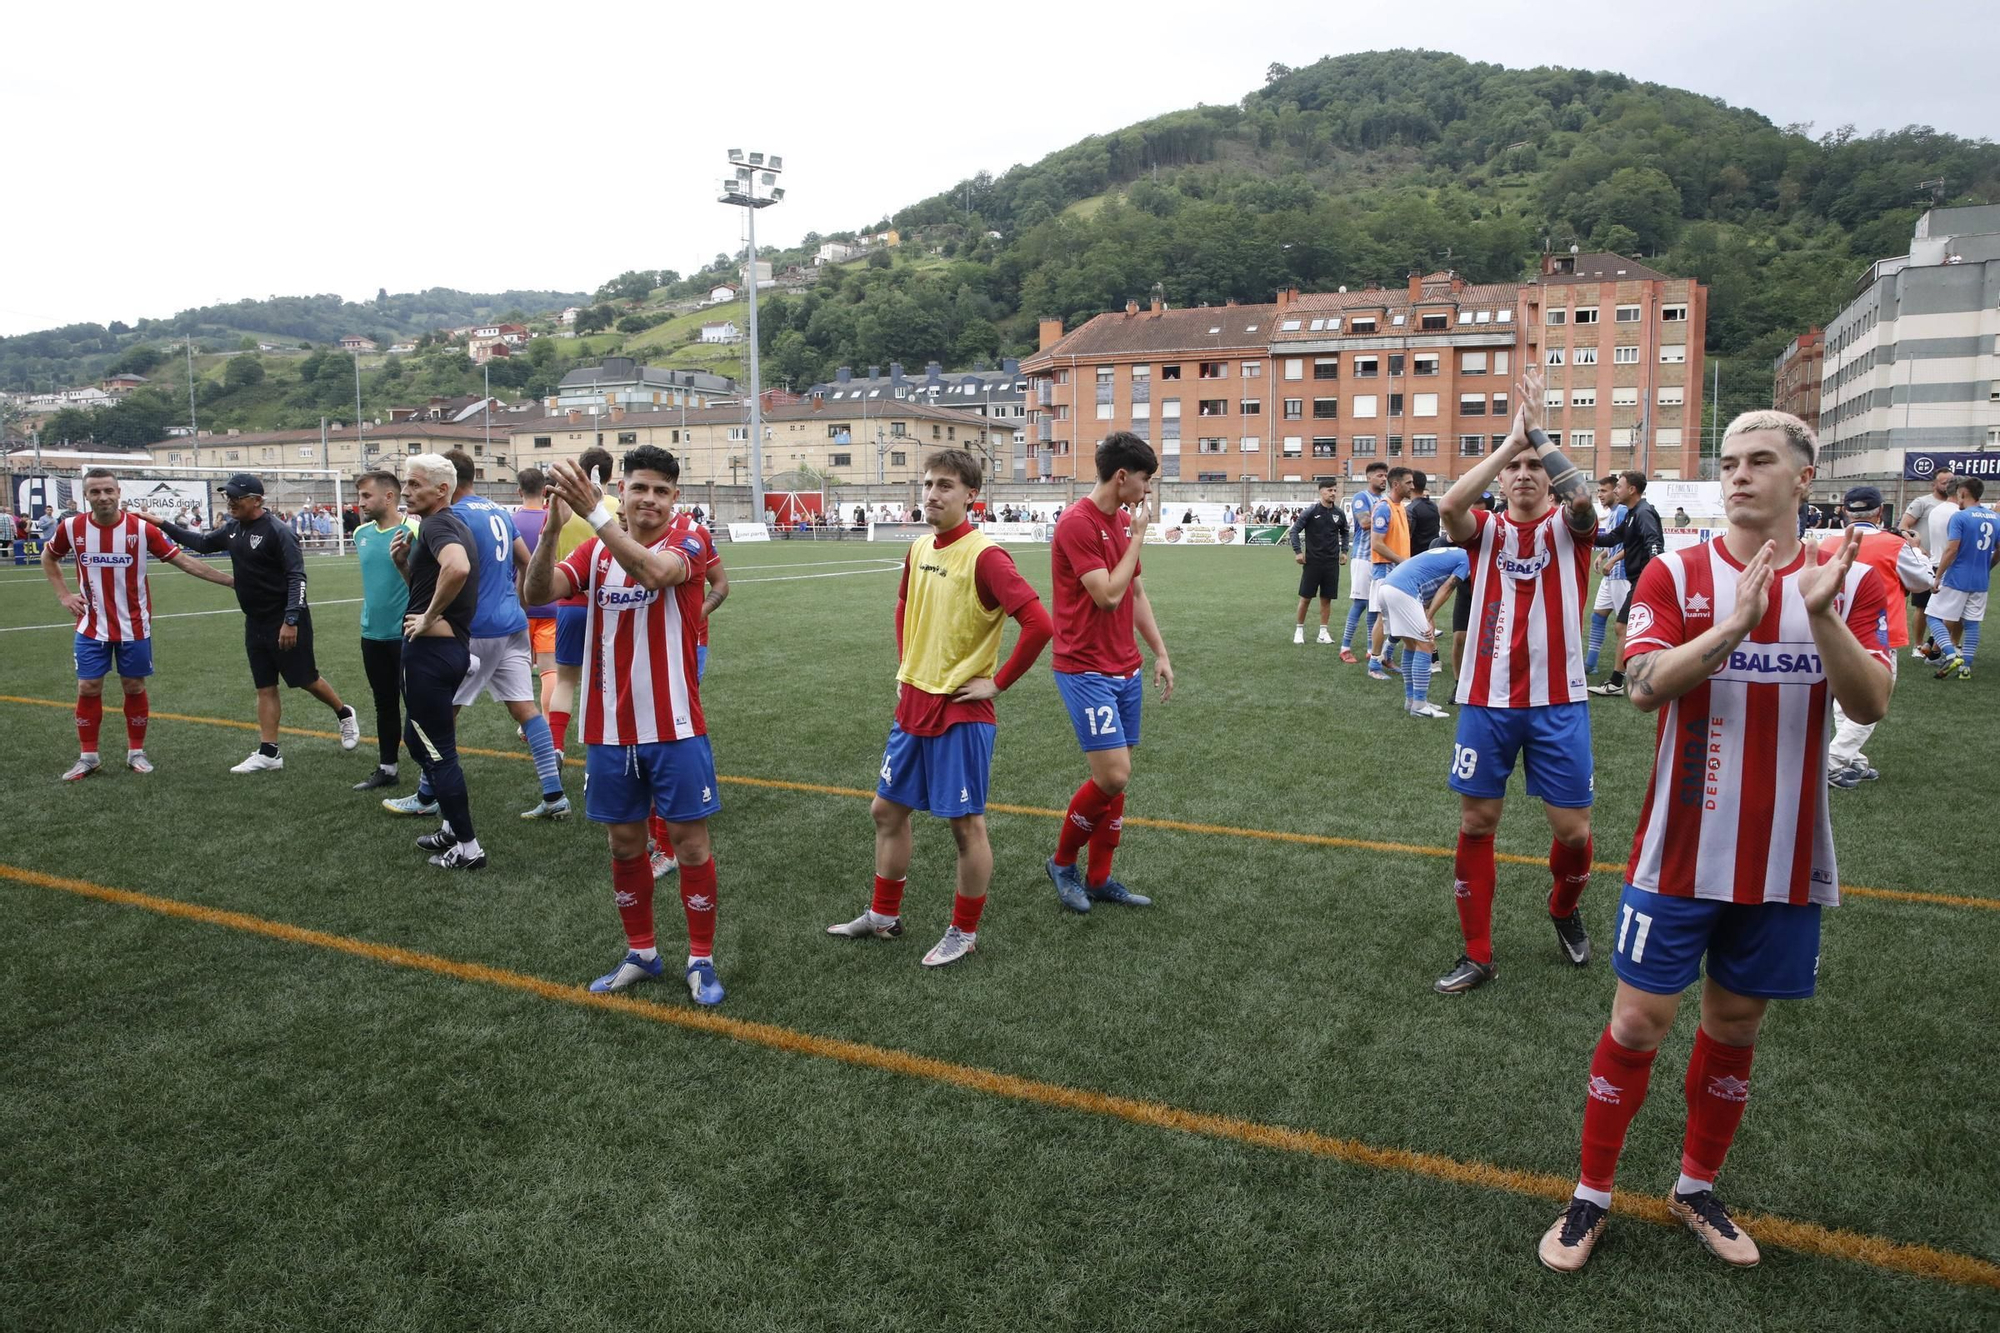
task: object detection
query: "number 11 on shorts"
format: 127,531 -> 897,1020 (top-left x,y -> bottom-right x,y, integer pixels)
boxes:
1617,904 -> 1653,962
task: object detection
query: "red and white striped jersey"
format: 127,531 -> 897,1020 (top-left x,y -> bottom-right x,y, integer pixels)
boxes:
668,512 -> 720,648
558,531 -> 706,746
46,513 -> 181,642
1624,540 -> 1891,907
1454,505 -> 1593,709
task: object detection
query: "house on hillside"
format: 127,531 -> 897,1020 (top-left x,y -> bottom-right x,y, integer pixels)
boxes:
560,307 -> 582,326
707,284 -> 737,304
387,341 -> 418,355
816,242 -> 856,265
699,321 -> 740,344
102,373 -> 149,394
339,335 -> 378,352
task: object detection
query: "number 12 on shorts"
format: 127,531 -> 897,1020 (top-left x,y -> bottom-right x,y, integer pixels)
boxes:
1084,704 -> 1118,737
1616,904 -> 1653,963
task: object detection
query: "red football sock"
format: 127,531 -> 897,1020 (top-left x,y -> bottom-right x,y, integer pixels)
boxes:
1453,830 -> 1497,965
549,710 -> 570,753
123,690 -> 149,751
75,692 -> 103,753
1549,836 -> 1593,917
871,874 -> 906,918
1055,779 -> 1115,866
611,855 -> 655,952
648,814 -> 671,851
1680,1028 -> 1755,1183
1579,1026 -> 1658,1192
679,858 -> 718,959
951,892 -> 986,935
1085,792 -> 1126,887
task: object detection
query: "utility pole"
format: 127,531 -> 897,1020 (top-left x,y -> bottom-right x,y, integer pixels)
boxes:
186,336 -> 197,443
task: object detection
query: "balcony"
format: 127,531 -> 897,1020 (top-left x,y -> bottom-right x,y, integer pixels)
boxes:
1037,419 -> 1053,443
1036,381 -> 1055,407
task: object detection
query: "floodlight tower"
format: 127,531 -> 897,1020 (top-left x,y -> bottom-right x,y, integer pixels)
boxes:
721,150 -> 785,522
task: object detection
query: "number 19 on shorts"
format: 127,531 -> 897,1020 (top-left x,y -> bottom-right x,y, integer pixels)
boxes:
1451,744 -> 1478,781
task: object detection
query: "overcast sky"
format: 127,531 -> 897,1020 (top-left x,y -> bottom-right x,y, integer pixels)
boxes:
5,0 -> 1993,339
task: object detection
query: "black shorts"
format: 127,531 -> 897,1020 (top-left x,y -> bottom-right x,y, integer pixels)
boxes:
245,609 -> 319,689
1452,579 -> 1474,634
1298,560 -> 1339,600
1911,587 -> 1932,612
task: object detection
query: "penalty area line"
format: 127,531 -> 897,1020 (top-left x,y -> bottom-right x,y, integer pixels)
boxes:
0,860 -> 1993,1291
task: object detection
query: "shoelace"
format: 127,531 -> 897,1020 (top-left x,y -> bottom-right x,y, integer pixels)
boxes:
1677,1191 -> 1739,1238
1559,1198 -> 1607,1245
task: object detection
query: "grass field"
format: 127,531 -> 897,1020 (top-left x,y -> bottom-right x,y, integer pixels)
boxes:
2,538 -> 1995,1331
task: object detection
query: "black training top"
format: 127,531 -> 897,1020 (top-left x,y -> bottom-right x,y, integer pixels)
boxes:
1286,502 -> 1350,564
1595,499 -> 1666,587
160,511 -> 307,625
405,510 -> 481,641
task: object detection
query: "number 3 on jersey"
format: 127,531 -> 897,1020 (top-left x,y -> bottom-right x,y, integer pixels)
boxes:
1083,704 -> 1118,737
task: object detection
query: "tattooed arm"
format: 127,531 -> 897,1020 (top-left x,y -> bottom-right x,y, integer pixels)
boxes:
1623,541 -> 1777,714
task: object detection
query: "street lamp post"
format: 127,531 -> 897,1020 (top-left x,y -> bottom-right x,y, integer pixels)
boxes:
720,149 -> 785,525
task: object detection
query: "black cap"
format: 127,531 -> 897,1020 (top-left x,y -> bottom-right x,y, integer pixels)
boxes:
223,473 -> 264,499
1841,485 -> 1883,515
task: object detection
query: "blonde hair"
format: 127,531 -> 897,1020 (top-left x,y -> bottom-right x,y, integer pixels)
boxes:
1722,410 -> 1817,467
404,453 -> 454,488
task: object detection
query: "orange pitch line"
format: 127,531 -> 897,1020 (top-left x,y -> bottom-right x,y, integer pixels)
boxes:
1,860 -> 1994,1291
3,694 -> 1994,914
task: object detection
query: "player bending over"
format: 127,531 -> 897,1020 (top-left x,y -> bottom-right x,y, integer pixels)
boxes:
829,449 -> 1051,966
1538,411 -> 1891,1274
1375,540 -> 1469,719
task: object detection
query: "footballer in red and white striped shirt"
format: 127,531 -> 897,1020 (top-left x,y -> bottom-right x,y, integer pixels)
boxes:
41,468 -> 235,780
1434,369 -> 1602,996
525,447 -> 727,1008
1538,410 -> 1894,1277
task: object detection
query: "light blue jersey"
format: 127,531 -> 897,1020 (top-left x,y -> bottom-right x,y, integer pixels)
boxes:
1348,489 -> 1377,559
451,493 -> 529,637
1383,546 -> 1469,602
1943,504 -> 1997,593
1599,502 -> 1628,579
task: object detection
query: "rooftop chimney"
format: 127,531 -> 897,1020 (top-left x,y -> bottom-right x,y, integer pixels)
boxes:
609,407 -> 625,422
567,410 -> 581,424
1408,272 -> 1424,303
1038,318 -> 1064,350
1276,287 -> 1298,312
868,365 -> 880,380
1149,297 -> 1163,315
889,362 -> 904,382
1001,357 -> 1019,375
836,366 -> 851,384
1125,299 -> 1140,316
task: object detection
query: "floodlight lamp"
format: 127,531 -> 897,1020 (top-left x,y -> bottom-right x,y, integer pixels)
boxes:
736,166 -> 752,182
748,152 -> 764,166
727,148 -> 743,161
768,156 -> 783,171
771,187 -> 785,201
760,172 -> 774,186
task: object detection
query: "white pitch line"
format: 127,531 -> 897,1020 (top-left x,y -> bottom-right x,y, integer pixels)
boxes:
0,598 -> 363,633
720,556 -> 904,572
731,567 -> 902,585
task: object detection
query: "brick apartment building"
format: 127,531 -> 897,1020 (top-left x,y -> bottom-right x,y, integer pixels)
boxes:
1772,326 -> 1824,435
1021,250 -> 1707,483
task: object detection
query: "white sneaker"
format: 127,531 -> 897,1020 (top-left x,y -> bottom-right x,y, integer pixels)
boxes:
1317,627 -> 1334,644
1910,647 -> 1930,661
1293,626 -> 1305,644
827,910 -> 903,939
230,750 -> 284,773
921,925 -> 977,967
60,756 -> 101,782
127,750 -> 153,774
337,708 -> 360,751
1411,702 -> 1451,719
649,848 -> 678,879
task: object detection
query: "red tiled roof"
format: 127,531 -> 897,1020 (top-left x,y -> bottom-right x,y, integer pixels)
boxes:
1023,303 -> 1281,369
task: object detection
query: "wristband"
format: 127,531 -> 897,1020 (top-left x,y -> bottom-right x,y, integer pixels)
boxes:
587,503 -> 614,532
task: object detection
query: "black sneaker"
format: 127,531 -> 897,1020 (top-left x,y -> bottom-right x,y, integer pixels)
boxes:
415,828 -> 454,853
1433,955 -> 1497,994
1552,909 -> 1591,965
353,768 -> 399,792
428,846 -> 487,871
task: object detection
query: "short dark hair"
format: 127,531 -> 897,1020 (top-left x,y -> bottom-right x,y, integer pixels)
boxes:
442,449 -> 476,486
1957,477 -> 1985,502
1095,431 -> 1157,482
1409,470 -> 1428,494
1316,477 -> 1340,490
923,448 -> 983,491
356,469 -> 400,492
578,447 -> 615,484
623,445 -> 680,482
515,466 -> 546,496
1619,470 -> 1648,494
1365,461 -> 1388,475
1387,466 -> 1413,486
81,467 -> 117,484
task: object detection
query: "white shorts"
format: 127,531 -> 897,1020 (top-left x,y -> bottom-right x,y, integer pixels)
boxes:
1929,587 -> 1987,623
1594,576 -> 1631,615
1376,583 -> 1436,644
454,630 -> 536,705
1351,558 -> 1374,599
1368,564 -> 1394,611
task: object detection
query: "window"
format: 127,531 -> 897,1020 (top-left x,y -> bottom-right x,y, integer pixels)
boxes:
1312,397 -> 1339,419
1199,361 -> 1227,379
827,424 -> 849,438
1351,435 -> 1377,456
1612,387 -> 1639,407
1413,393 -> 1439,417
1283,436 -> 1304,456
1546,308 -> 1568,326
1615,304 -> 1641,323
1412,434 -> 1438,457
1659,344 -> 1686,364
1197,472 -> 1228,482
1313,356 -> 1339,380
1458,311 -> 1474,325
891,422 -> 907,438
1282,358 -> 1303,381
1387,434 -> 1404,457
1494,351 -> 1510,375
1302,436 -> 1332,458
1570,430 -> 1595,451
1459,394 -> 1486,416
1241,360 -> 1261,379
1657,386 -> 1685,407
534,436 -> 552,449
1326,318 -> 1343,332
1490,434 -> 1509,454
1352,395 -> 1378,419
1573,347 -> 1598,366
1573,307 -> 1599,325
617,431 -> 637,445
1198,399 -> 1228,417
1241,436 -> 1260,453
1661,304 -> 1688,322
1612,345 -> 1639,365
1546,348 -> 1566,367
1476,310 -> 1492,324
1388,394 -> 1404,416
728,426 -> 748,441
1160,364 -> 1182,380
1392,313 -> 1407,326
1161,398 -> 1181,419
1096,402 -> 1114,420
1656,429 -> 1682,447
1283,398 -> 1303,420
1413,353 -> 1440,377
1461,351 -> 1488,376
1491,393 -> 1509,419
1420,313 -> 1448,331
1458,434 -> 1484,457
1570,388 -> 1596,408
1241,398 -> 1262,416
1199,437 -> 1228,454
1309,318 -> 1327,331
932,425 -> 943,439
1279,319 -> 1302,331
890,451 -> 906,465
1388,354 -> 1404,376
1353,356 -> 1379,377
829,452 -> 853,466
1350,317 -> 1377,333
1611,428 -> 1636,447
1131,399 -> 1149,420
1546,390 -> 1565,409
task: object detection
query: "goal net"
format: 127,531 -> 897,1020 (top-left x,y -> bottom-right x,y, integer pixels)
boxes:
16,463 -> 356,556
